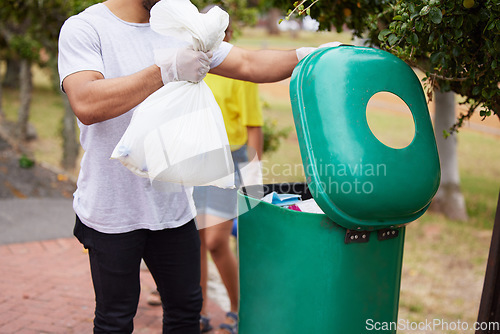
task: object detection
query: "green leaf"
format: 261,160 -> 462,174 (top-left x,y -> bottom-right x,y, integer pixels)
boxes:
408,3 -> 416,13
430,52 -> 442,64
479,109 -> 491,117
492,60 -> 498,69
393,15 -> 403,21
408,32 -> 419,45
429,7 -> 443,24
388,33 -> 399,46
410,12 -> 420,20
378,29 -> 392,41
415,20 -> 424,32
420,5 -> 431,16
472,86 -> 481,95
429,31 -> 437,43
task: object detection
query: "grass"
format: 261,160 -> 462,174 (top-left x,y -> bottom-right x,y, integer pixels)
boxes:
2,66 -> 68,170
2,26 -> 500,332
235,27 -> 500,332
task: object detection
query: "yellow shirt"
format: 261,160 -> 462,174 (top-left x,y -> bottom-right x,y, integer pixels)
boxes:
204,74 -> 263,148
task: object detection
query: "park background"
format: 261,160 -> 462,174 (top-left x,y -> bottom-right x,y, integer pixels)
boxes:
1,2 -> 500,333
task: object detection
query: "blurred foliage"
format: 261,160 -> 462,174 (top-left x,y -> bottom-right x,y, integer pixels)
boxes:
262,118 -> 292,154
191,0 -> 259,37
271,0 -> 500,133
19,153 -> 35,168
0,0 -> 100,84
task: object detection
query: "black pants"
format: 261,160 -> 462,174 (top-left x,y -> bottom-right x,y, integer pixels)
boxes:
74,216 -> 202,334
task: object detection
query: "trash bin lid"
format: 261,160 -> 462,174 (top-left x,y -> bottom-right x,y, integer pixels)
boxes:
290,46 -> 440,230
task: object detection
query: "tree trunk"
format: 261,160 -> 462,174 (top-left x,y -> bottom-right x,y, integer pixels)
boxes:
17,59 -> 33,141
267,8 -> 281,35
61,92 -> 79,170
430,90 -> 468,221
0,73 -> 4,121
3,58 -> 21,89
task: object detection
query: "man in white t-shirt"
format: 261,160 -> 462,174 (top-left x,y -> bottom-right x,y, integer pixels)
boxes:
58,0 -> 335,333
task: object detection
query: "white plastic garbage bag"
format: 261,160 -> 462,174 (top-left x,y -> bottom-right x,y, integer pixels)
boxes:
111,0 -> 234,188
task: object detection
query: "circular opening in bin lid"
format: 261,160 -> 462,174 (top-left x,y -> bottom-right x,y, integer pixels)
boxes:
289,46 -> 441,230
366,91 -> 416,149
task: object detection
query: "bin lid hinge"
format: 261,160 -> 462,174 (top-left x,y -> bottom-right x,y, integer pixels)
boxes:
344,229 -> 370,244
377,228 -> 400,241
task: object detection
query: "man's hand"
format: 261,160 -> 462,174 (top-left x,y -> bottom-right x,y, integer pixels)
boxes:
296,42 -> 343,61
154,47 -> 212,83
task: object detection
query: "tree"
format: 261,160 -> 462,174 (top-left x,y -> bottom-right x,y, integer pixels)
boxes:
432,91 -> 468,220
50,1 -> 102,170
0,0 -> 98,167
60,92 -> 80,170
277,0 -> 499,124
0,0 -> 72,141
270,0 -> 499,220
2,59 -> 20,88
191,0 -> 259,35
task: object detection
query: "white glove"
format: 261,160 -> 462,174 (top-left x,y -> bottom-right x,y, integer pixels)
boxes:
296,41 -> 343,61
154,47 -> 213,84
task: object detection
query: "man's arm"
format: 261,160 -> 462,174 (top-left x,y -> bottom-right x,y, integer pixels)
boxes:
210,46 -> 298,83
62,65 -> 163,125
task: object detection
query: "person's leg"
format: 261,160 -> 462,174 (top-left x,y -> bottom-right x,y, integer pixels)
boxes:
143,219 -> 202,334
199,222 -> 208,313
74,216 -> 146,334
204,216 -> 238,314
196,147 -> 246,332
198,222 -> 213,332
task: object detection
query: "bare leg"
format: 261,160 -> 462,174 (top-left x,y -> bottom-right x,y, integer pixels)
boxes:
204,217 -> 238,313
198,214 -> 238,333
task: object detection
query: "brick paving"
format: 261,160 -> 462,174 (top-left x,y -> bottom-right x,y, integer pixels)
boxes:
0,238 -> 225,333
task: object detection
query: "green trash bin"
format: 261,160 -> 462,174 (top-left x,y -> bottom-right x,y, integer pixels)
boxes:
237,46 -> 441,333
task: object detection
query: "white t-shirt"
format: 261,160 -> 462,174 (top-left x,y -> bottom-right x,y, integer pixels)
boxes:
58,3 -> 233,233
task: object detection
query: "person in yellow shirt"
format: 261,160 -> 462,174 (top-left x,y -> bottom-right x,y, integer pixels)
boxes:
147,7 -> 263,333
195,76 -> 262,334
195,10 -> 263,334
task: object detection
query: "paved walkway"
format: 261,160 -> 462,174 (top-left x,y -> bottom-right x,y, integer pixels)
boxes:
0,199 -> 226,333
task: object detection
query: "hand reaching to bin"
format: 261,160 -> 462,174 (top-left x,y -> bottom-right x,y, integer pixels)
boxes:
296,41 -> 343,61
